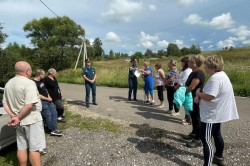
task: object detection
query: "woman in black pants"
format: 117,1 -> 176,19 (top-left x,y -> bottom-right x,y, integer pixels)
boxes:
184,54 -> 205,148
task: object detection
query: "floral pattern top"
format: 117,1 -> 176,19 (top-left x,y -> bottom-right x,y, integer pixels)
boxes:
165,68 -> 179,86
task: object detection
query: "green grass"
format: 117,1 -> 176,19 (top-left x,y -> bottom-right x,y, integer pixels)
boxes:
58,110 -> 121,133
0,144 -> 18,166
58,47 -> 250,97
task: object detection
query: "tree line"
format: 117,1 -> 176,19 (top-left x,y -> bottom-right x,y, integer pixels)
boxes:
0,16 -> 201,86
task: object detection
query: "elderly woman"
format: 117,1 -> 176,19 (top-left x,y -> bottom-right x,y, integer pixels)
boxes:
185,54 -> 205,148
165,59 -> 179,115
154,62 -> 165,108
195,55 -> 239,166
140,61 -> 155,104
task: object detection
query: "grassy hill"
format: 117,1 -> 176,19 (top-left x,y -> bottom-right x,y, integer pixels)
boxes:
58,46 -> 250,97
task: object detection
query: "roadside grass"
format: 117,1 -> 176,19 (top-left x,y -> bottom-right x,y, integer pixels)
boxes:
58,110 -> 121,133
0,144 -> 18,166
58,47 -> 250,97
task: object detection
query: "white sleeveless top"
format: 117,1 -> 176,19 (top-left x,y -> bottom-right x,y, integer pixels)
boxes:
154,69 -> 164,86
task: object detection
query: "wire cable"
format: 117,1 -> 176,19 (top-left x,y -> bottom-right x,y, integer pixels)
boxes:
39,0 -> 59,17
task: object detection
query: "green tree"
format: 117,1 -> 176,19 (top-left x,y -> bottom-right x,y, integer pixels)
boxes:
167,43 -> 181,56
190,44 -> 201,54
157,49 -> 167,57
23,16 -> 85,70
108,50 -> 115,59
180,47 -> 190,56
144,49 -> 153,58
93,37 -> 104,58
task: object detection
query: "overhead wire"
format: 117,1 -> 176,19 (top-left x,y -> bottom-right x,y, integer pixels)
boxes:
39,0 -> 59,17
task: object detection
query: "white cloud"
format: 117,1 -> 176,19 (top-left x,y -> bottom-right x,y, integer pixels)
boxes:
216,37 -> 236,49
184,13 -> 234,30
242,40 -> 250,45
202,40 -> 211,44
190,38 -> 195,41
228,25 -> 250,41
139,31 -> 159,49
141,41 -> 153,49
105,32 -> 121,42
178,0 -> 195,6
157,40 -> 169,48
175,39 -> 184,48
148,4 -> 157,11
101,0 -> 143,23
184,14 -> 207,25
208,45 -> 214,49
209,13 -> 234,29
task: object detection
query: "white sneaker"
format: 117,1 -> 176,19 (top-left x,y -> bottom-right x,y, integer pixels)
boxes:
150,100 -> 155,105
157,104 -> 164,109
171,112 -> 180,116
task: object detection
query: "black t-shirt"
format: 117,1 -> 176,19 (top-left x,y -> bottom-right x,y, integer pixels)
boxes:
34,80 -> 49,98
43,76 -> 61,101
185,70 -> 205,98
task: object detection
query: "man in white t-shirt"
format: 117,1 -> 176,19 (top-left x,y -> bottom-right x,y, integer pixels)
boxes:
3,61 -> 46,166
195,56 -> 239,166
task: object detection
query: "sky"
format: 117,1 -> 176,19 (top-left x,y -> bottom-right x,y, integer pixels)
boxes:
0,0 -> 250,55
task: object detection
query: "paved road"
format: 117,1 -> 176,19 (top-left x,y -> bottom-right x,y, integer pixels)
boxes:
60,83 -> 250,134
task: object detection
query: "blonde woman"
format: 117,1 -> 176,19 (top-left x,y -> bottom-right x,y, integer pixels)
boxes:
195,55 -> 238,166
140,61 -> 155,104
154,62 -> 165,108
185,54 -> 205,148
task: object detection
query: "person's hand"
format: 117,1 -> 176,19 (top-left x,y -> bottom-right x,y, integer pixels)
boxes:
196,88 -> 201,95
194,96 -> 200,104
8,116 -> 21,126
47,96 -> 52,102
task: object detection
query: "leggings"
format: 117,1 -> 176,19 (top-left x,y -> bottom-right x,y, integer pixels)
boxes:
200,122 -> 224,166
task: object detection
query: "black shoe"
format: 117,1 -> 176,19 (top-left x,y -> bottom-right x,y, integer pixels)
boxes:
93,103 -> 98,105
128,99 -> 132,101
86,104 -> 89,108
134,99 -> 137,101
51,129 -> 63,136
186,139 -> 202,148
213,155 -> 226,166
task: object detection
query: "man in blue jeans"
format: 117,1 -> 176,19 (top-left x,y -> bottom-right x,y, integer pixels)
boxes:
34,69 -> 62,136
82,59 -> 97,108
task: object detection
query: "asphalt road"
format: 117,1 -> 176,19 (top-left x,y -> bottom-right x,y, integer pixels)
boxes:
59,83 -> 250,134
59,83 -> 250,165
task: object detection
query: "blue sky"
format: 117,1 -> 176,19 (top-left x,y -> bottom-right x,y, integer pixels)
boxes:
0,0 -> 250,55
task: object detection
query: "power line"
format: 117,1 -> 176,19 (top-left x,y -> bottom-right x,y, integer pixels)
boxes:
39,0 -> 59,17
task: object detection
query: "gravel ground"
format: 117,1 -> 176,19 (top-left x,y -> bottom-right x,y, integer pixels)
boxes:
41,84 -> 250,166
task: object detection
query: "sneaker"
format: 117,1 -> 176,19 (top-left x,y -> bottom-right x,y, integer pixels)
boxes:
165,110 -> 173,114
145,100 -> 150,104
51,129 -> 63,136
182,121 -> 191,125
86,104 -> 89,108
93,103 -> 98,105
39,149 -> 47,155
157,104 -> 164,109
171,112 -> 180,116
213,155 -> 226,166
58,116 -> 67,123
150,100 -> 155,105
186,139 -> 202,148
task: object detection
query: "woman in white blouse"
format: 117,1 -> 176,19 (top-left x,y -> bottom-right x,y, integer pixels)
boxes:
154,62 -> 165,108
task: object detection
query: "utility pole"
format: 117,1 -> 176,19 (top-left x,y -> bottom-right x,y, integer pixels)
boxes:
75,37 -> 88,69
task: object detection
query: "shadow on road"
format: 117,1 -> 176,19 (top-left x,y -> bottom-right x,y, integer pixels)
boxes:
128,123 -> 203,166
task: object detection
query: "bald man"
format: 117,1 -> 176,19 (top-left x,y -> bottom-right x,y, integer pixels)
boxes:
3,61 -> 46,166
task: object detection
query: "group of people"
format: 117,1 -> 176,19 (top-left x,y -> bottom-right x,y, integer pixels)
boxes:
128,54 -> 239,166
1,54 -> 239,166
2,59 -> 97,165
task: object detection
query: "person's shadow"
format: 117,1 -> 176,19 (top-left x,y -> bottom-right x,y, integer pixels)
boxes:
128,123 -> 203,165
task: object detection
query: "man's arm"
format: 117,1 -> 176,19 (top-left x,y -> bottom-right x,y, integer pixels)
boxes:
3,103 -> 16,118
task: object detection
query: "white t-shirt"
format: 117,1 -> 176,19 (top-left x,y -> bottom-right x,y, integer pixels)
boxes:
200,71 -> 239,123
177,68 -> 192,86
3,75 -> 43,126
154,69 -> 165,86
